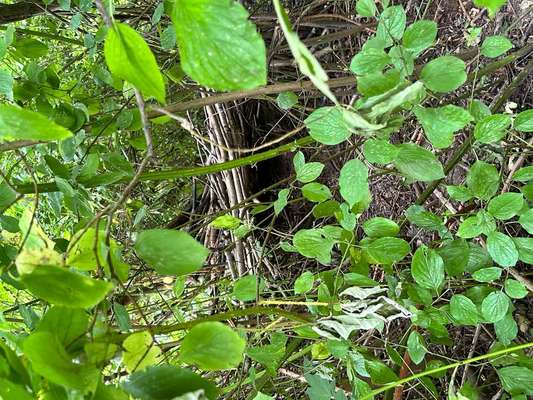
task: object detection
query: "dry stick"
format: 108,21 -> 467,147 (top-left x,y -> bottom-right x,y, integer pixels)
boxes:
415,51 -> 533,206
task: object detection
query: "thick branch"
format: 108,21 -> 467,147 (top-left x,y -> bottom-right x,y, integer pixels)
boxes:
0,1 -> 57,24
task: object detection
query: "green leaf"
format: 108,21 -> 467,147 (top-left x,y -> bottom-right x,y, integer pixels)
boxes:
476,209 -> 496,235
296,160 -> 325,183
472,0 -> 508,17
135,229 -> 208,276
494,313 -> 518,345
160,24 -> 176,50
486,231 -> 518,267
302,182 -> 332,203
123,331 -> 161,373
446,185 -> 473,202
402,20 -> 437,55
481,35 -> 513,57
420,56 -> 466,93
407,331 -> 427,365
233,275 -> 265,301
350,48 -> 390,75
481,291 -> 509,323
388,45 -> 415,76
246,333 -> 287,375
362,217 -> 399,238
356,0 -> 377,17
0,182 -> 17,209
512,166 -> 533,182
274,188 -> 290,216
24,332 -> 98,391
368,81 -> 425,118
0,379 -> 32,400
37,306 -> 88,346
518,208 -> 533,234
413,105 -> 473,149
376,5 -> 406,47
365,237 -> 410,264
172,0 -> 266,91
468,99 -> 492,122
474,114 -> 511,143
357,69 -> 401,97
0,104 -> 72,142
305,107 -> 351,145
211,214 -> 241,229
122,365 -> 218,400
273,0 -> 337,103
365,359 -> 399,385
104,22 -> 165,103
505,279 -> 528,299
339,159 -> 369,208
472,267 -> 502,282
13,38 -> 48,58
19,263 -> 113,308
457,216 -> 482,239
0,69 -> 13,100
450,295 -> 481,325
487,192 -> 523,220
180,322 -> 245,371
393,143 -> 444,182
294,271 -> 314,294
438,239 -> 470,276
411,245 -> 444,291
277,91 -> 298,110
293,228 -> 335,265
363,138 -> 399,164
466,161 -> 500,200
514,109 -> 533,132
405,205 -> 446,233
513,237 -> 533,264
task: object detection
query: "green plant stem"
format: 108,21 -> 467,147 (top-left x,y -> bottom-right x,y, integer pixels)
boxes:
415,49 -> 533,206
146,306 -> 312,335
14,136 -> 315,194
361,341 -> 533,400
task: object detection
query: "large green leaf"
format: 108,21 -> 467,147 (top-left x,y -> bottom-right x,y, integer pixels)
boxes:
18,262 -> 113,308
420,56 -> 466,93
413,105 -> 472,148
135,229 -> 208,276
339,159 -> 369,208
402,20 -> 437,55
293,228 -> 335,265
122,365 -> 218,400
449,295 -> 481,325
407,331 -> 427,365
514,109 -> 533,132
486,231 -> 518,267
393,143 -> 444,182
363,139 -> 399,164
411,245 -> 444,291
172,0 -> 266,91
376,5 -> 406,47
498,366 -> 533,396
362,217 -> 399,238
36,306 -> 89,346
513,237 -> 533,264
305,107 -> 351,145
104,22 -> 165,103
474,114 -> 511,143
487,192 -> 523,220
438,239 -> 469,276
518,208 -> 533,234
480,35 -> 513,58
364,237 -> 410,264
466,161 -> 500,200
494,313 -> 518,345
481,291 -> 509,323
180,322 -> 245,371
350,48 -> 390,75
0,104 -> 72,142
24,332 -> 99,391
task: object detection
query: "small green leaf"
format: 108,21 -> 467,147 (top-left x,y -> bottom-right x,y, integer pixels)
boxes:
296,162 -> 324,183
365,237 -> 410,264
457,216 -> 483,239
357,69 -> 401,97
472,0 -> 508,17
468,99 -> 492,122
104,22 -> 165,103
414,105 -> 473,149
411,245 -> 444,291
339,159 -> 369,208
494,313 -> 518,345
293,228 -> 335,265
512,166 -> 533,182
277,91 -> 298,110
362,217 -> 399,238
481,291 -> 509,323
350,48 -> 390,75
180,322 -> 246,371
211,214 -> 242,229
363,138 -> 399,164
486,231 -> 518,267
0,69 -> 13,100
487,192 -> 523,220
302,182 -> 332,203
474,114 -> 511,143
0,104 -> 72,142
274,188 -> 290,216
356,0 -> 377,17
466,161 -> 500,201
123,331 -> 161,373
376,5 -> 406,46
504,279 -> 528,299
172,0 -> 266,91
450,294 -> 480,325
405,205 -> 446,233
518,208 -> 533,234
472,267 -> 502,282
402,20 -> 437,55
294,271 -> 314,294
393,143 -> 444,182
446,185 -> 473,202
420,56 -> 466,93
514,109 -> 533,132
305,107 -> 351,145
407,331 -> 427,365
513,237 -> 533,264
233,275 -> 265,302
246,333 -> 287,375
476,209 -> 496,235
480,35 -> 513,57
438,239 -> 470,276
160,24 -> 176,50
135,229 -> 208,276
